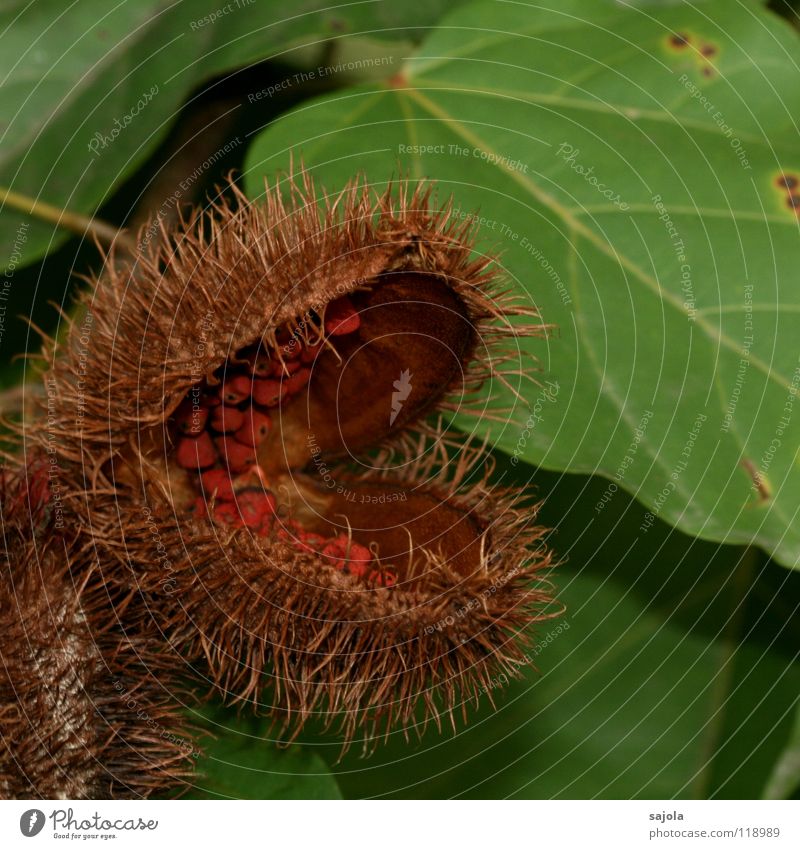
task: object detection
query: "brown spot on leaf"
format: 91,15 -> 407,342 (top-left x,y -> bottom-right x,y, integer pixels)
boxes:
786,194 -> 800,211
669,32 -> 691,49
775,173 -> 799,191
741,458 -> 771,503
700,43 -> 717,58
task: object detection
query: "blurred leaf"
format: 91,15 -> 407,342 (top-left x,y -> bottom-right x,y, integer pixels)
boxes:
0,0 -> 463,271
763,704 -> 800,798
244,0 -> 800,568
301,463 -> 800,798
186,705 -> 341,799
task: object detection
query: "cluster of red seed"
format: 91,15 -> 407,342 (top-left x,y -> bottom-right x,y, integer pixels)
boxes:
171,296 -> 395,586
276,521 -> 395,587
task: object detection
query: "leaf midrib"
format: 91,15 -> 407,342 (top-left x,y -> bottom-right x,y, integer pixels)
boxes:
405,77 -> 784,151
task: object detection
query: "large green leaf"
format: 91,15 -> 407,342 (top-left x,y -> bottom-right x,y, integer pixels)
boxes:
0,0 -> 465,271
185,705 -> 341,799
244,0 -> 800,568
301,463 -> 800,799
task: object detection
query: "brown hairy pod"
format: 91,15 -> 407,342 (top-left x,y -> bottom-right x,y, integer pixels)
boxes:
0,460 -> 196,798
30,173 -> 560,745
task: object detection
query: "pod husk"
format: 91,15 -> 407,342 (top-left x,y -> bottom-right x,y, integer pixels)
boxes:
24,173 -> 558,746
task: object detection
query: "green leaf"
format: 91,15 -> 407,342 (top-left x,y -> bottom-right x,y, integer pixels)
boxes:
0,0 -> 462,271
244,0 -> 800,568
302,462 -> 800,799
186,705 -> 341,799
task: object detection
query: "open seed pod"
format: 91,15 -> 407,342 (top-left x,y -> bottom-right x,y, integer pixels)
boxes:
34,174 -> 559,743
0,460 -> 195,798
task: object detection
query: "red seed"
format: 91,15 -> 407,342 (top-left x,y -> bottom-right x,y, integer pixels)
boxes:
275,359 -> 301,375
234,408 -> 272,448
190,497 -> 208,520
174,398 -> 210,435
276,326 -> 303,360
252,379 -> 288,407
367,569 -> 396,588
325,297 -> 361,336
277,519 -> 305,544
200,469 -> 235,501
321,536 -> 372,576
221,374 -> 252,404
285,529 -> 328,555
234,489 -> 277,530
345,542 -> 372,577
214,436 -> 256,473
300,342 -> 323,364
291,538 -> 317,555
210,405 -> 245,433
212,501 -> 244,529
202,389 -> 222,408
189,407 -> 210,434
284,368 -> 310,395
245,350 -> 275,378
321,540 -> 347,569
280,342 -> 303,361
176,432 -> 216,470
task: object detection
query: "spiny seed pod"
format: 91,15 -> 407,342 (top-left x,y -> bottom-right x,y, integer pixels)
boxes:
0,461 -> 195,798
32,173 -> 559,744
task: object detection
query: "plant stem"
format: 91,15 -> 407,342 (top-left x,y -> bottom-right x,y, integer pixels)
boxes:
0,186 -> 134,252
